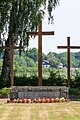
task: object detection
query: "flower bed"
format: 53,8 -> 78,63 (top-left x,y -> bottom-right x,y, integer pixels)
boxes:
7,97 -> 69,103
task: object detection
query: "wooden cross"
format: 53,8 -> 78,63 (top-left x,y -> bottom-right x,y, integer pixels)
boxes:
0,41 -> 23,86
27,21 -> 54,86
57,37 -> 80,87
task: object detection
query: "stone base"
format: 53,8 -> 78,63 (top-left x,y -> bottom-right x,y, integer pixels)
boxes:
10,86 -> 68,99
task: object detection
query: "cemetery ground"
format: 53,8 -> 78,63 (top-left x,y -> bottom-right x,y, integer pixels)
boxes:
0,100 -> 80,120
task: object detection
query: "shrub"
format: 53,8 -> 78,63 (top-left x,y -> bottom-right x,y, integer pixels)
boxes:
69,88 -> 80,95
0,87 -> 10,95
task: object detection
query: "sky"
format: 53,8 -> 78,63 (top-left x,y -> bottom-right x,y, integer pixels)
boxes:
29,0 -> 80,55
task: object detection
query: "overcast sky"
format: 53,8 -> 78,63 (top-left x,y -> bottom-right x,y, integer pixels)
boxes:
29,0 -> 80,54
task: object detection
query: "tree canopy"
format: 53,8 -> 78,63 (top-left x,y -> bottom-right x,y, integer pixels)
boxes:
0,0 -> 60,47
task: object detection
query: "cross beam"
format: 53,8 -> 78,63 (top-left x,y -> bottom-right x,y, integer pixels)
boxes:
27,21 -> 54,86
0,44 -> 23,86
57,37 -> 80,87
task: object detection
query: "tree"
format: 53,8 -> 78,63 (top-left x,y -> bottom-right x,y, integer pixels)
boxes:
27,48 -> 38,62
0,0 -> 60,82
47,52 -> 60,68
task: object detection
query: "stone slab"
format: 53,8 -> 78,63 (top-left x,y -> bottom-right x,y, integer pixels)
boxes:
10,86 -> 68,99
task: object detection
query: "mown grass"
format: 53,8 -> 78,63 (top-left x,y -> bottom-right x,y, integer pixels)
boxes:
0,101 -> 80,120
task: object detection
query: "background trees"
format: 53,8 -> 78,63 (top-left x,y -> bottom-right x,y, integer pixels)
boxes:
0,48 -> 80,69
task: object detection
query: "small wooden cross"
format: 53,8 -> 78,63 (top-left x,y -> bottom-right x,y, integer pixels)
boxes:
57,37 -> 80,87
27,21 -> 54,86
0,41 -> 23,86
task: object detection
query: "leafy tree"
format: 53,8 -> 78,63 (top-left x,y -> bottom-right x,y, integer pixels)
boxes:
47,52 -> 60,67
58,52 -> 79,68
26,57 -> 36,67
74,52 -> 80,60
58,52 -> 67,67
70,52 -> 79,68
0,0 -> 60,82
26,48 -> 38,62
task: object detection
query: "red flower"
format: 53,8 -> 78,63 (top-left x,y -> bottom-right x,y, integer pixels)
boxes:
31,98 -> 34,103
50,98 -> 54,103
35,98 -> 39,103
45,98 -> 50,103
38,98 -> 41,103
22,98 -> 25,103
54,98 -> 59,102
7,97 -> 67,103
41,98 -> 45,103
27,99 -> 31,103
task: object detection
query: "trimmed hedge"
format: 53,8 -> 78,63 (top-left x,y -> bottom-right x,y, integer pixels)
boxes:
0,76 -> 66,88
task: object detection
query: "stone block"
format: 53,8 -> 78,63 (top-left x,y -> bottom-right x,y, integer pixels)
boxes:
10,86 -> 68,99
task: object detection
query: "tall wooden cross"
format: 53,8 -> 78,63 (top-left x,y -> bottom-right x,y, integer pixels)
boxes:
27,21 -> 54,86
57,37 -> 80,87
0,41 -> 23,86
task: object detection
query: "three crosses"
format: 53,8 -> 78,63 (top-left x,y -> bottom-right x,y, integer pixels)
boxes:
0,21 -> 80,88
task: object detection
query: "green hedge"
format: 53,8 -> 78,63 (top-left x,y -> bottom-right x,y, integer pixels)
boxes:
69,88 -> 80,95
0,76 -> 67,88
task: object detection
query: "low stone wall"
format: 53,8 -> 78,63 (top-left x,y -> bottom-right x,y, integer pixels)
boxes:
10,86 -> 69,99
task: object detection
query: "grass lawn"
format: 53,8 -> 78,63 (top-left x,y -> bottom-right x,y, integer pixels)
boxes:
0,101 -> 80,120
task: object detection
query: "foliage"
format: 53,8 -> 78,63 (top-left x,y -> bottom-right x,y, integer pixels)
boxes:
47,69 -> 67,86
0,48 -> 80,88
0,68 -> 80,89
0,0 -> 60,47
26,48 -> 38,62
1,48 -> 80,78
58,52 -> 67,67
0,87 -> 10,95
71,69 -> 80,88
0,69 -> 67,87
69,88 -> 80,95
0,76 -> 10,89
47,52 -> 60,68
13,50 -> 80,68
1,48 -> 80,75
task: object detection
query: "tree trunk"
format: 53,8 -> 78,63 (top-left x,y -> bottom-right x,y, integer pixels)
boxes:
1,35 -> 13,83
1,49 -> 11,82
1,1 -> 18,84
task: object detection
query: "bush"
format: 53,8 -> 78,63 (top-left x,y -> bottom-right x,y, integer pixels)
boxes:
69,88 -> 80,95
0,87 -> 10,95
48,70 -> 67,86
14,76 -> 38,86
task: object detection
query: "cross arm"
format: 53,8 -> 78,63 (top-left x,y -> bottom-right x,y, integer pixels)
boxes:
42,31 -> 54,35
27,31 -> 54,36
70,46 -> 80,49
57,46 -> 68,49
57,46 -> 80,49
